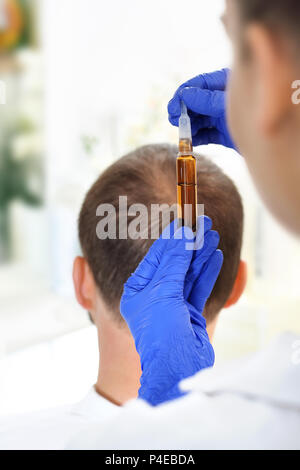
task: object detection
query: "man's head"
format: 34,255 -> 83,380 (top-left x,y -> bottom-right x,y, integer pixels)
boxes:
224,0 -> 300,234
73,144 -> 246,339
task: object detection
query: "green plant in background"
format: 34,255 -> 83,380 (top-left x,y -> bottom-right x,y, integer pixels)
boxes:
81,134 -> 99,156
0,118 -> 43,261
0,0 -> 43,262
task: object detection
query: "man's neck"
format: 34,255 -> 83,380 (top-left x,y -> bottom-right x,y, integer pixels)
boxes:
95,315 -> 141,406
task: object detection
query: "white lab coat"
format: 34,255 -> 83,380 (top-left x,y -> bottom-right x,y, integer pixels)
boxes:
68,332 -> 300,450
0,387 -> 119,450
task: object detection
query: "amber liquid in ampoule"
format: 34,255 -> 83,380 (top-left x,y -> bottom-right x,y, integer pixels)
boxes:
177,139 -> 197,232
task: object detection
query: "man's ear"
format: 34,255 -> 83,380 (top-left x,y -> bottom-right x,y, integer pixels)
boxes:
73,256 -> 97,312
246,24 -> 294,135
224,260 -> 247,309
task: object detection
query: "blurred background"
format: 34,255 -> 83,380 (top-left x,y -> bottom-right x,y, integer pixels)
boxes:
0,0 -> 300,415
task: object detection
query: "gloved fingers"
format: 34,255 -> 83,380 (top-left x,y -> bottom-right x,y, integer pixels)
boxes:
193,127 -> 236,149
194,219 -> 219,251
168,79 -> 206,120
180,87 -> 226,118
183,69 -> 228,92
183,215 -> 213,296
186,303 -> 214,366
186,301 -> 207,330
194,215 -> 213,248
189,249 -> 224,311
192,128 -> 226,147
168,80 -> 205,119
168,69 -> 229,118
184,229 -> 220,300
152,226 -> 195,289
199,68 -> 229,91
168,112 -> 213,132
124,219 -> 178,295
191,116 -> 215,137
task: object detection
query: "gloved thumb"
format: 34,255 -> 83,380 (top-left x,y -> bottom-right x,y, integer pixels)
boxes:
152,226 -> 194,289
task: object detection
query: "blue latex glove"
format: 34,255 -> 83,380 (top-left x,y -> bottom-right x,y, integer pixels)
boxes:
120,216 -> 223,406
168,68 -> 237,150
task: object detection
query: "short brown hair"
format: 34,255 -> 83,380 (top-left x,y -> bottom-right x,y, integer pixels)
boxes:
237,0 -> 300,42
78,144 -> 243,324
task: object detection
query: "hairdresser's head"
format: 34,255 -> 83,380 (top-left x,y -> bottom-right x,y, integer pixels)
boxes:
224,0 -> 300,235
73,144 -> 246,339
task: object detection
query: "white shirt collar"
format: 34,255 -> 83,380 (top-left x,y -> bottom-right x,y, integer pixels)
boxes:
181,332 -> 300,410
70,386 -> 119,421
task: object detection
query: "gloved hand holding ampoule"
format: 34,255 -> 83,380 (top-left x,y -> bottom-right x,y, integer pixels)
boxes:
168,68 -> 237,150
120,216 -> 223,406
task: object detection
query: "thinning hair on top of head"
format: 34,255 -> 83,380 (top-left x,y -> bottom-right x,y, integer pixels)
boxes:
78,144 -> 244,325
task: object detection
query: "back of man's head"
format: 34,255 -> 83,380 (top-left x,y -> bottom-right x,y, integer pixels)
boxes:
78,144 -> 243,325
